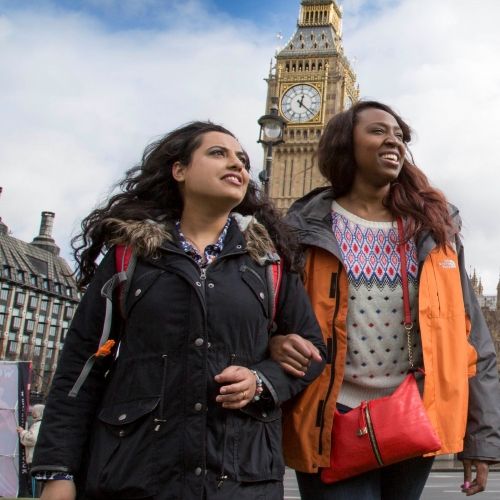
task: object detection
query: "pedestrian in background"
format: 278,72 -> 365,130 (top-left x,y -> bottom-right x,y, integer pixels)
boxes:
31,121 -> 325,500
270,100 -> 500,499
17,404 -> 45,466
17,404 -> 45,496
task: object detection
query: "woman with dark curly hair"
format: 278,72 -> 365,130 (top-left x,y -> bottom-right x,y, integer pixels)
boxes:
270,101 -> 500,499
32,121 -> 325,500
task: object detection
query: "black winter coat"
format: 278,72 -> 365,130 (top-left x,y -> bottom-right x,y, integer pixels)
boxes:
32,220 -> 325,500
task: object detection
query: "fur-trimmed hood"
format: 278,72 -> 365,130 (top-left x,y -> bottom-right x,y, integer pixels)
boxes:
103,213 -> 279,265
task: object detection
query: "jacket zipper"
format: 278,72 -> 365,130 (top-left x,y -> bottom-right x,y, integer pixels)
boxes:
363,402 -> 384,466
239,264 -> 266,288
318,265 -> 341,455
154,354 -> 168,432
217,353 -> 236,488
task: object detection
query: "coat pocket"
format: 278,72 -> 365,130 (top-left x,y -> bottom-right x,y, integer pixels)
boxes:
85,397 -> 160,499
233,408 -> 284,482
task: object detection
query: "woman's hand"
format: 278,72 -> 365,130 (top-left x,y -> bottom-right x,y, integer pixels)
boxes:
40,480 -> 76,500
461,459 -> 490,495
214,366 -> 256,409
269,333 -> 323,377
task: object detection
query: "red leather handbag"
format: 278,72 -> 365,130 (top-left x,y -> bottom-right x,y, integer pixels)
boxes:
321,219 -> 442,484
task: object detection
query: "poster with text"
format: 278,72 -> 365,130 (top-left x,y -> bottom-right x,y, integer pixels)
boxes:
0,360 -> 31,498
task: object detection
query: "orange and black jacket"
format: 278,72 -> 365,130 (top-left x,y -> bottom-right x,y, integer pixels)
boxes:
283,187 -> 500,474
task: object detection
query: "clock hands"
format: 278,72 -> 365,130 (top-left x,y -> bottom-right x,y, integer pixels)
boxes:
297,95 -> 315,115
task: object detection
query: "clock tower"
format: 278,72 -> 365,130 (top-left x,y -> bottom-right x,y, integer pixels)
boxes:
263,0 -> 359,210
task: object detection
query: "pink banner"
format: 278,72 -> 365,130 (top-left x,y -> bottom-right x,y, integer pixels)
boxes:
0,361 -> 31,498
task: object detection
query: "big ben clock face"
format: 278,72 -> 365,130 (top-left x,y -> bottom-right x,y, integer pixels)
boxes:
281,84 -> 321,123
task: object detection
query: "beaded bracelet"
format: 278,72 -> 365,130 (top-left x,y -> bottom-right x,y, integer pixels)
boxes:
250,369 -> 264,402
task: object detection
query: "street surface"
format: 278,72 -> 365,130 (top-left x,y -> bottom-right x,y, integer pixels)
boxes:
284,469 -> 500,499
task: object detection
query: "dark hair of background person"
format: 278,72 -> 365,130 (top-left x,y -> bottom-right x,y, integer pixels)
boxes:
71,121 -> 302,290
317,100 -> 457,247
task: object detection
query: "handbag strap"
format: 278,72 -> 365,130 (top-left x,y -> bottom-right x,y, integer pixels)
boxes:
396,217 -> 415,369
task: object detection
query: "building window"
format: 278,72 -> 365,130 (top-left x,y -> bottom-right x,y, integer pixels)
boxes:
11,316 -> 21,330
30,275 -> 38,286
65,286 -> 73,297
29,295 -> 38,309
54,283 -> 62,294
25,320 -> 35,332
37,323 -> 45,335
2,266 -> 10,278
0,313 -> 5,327
15,292 -> 25,306
17,270 -> 25,282
34,346 -> 41,356
46,348 -> 54,360
42,279 -> 49,290
21,344 -> 30,356
52,303 -> 60,315
0,288 -> 8,300
40,300 -> 48,312
8,341 -> 18,353
49,326 -> 57,337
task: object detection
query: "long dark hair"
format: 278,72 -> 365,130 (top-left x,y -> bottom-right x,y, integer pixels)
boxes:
317,100 -> 457,245
72,121 -> 301,289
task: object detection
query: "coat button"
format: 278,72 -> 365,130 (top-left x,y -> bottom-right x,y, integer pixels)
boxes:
195,282 -> 202,287
236,245 -> 242,249
208,283 -> 214,288
118,413 -> 127,421
194,403 -> 203,412
194,467 -> 202,476
259,292 -> 265,300
134,289 -> 141,297
118,430 -> 126,437
194,338 -> 204,347
261,412 -> 267,418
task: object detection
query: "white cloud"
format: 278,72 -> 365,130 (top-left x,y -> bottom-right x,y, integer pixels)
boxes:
0,3 -> 274,266
1,0 -> 499,294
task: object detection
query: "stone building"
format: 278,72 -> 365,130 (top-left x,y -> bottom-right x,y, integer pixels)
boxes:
263,0 -> 359,210
470,270 -> 500,372
0,211 -> 79,399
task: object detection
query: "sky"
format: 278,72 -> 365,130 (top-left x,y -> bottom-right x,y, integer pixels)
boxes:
1,0 -> 499,294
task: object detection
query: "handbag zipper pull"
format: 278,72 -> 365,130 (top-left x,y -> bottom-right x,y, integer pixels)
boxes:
357,401 -> 368,436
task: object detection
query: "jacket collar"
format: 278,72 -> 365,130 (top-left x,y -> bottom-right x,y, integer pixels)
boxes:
286,187 -> 460,264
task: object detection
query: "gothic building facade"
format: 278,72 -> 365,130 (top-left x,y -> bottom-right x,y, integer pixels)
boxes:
0,211 -> 79,398
470,270 -> 500,372
264,0 -> 359,210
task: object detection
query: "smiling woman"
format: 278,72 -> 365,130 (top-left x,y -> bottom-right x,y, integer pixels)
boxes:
30,121 -> 326,500
269,101 -> 500,499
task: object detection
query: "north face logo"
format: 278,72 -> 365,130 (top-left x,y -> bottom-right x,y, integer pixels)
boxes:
439,259 -> 456,269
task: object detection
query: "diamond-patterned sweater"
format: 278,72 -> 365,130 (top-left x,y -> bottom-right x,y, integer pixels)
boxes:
331,201 -> 423,408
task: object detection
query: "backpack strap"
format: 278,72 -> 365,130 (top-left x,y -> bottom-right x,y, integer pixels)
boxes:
266,257 -> 283,333
68,245 -> 136,398
115,245 -> 137,319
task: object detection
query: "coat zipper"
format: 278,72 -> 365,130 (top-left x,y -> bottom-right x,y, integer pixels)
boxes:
217,353 -> 236,488
154,354 -> 168,432
318,265 -> 341,455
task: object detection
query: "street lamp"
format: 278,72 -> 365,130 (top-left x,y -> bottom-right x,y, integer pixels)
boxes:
257,102 -> 286,195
